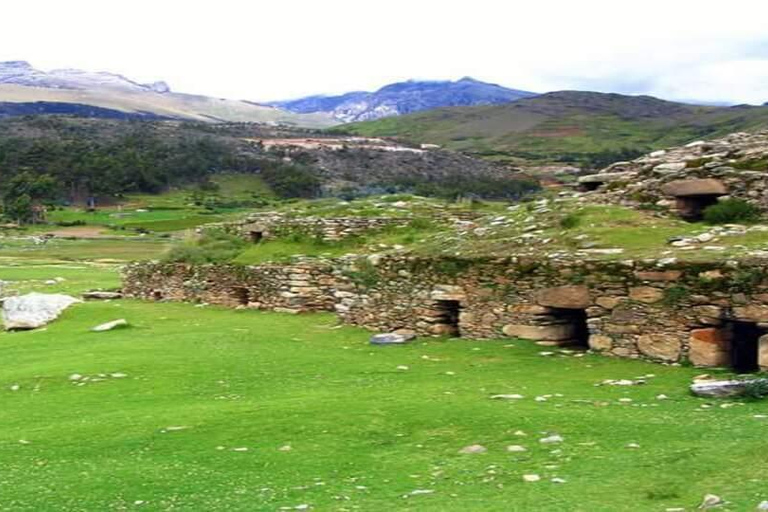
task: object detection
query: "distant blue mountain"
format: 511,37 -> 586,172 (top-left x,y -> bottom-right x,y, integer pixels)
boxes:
267,77 -> 537,122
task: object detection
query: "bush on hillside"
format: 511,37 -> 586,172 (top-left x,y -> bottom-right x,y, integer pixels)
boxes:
703,199 -> 761,225
164,229 -> 246,264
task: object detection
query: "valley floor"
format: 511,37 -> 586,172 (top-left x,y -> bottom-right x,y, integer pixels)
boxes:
0,264 -> 767,511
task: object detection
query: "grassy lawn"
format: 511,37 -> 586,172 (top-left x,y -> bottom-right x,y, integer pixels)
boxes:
0,261 -> 121,295
0,237 -> 171,262
0,299 -> 767,511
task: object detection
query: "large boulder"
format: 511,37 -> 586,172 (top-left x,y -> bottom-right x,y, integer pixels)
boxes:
689,328 -> 730,367
690,379 -> 768,398
637,334 -> 681,362
535,285 -> 591,310
660,179 -> 727,197
2,293 -> 81,330
370,332 -> 416,345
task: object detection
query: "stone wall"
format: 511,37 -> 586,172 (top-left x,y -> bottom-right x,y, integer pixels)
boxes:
122,256 -> 768,371
215,212 -> 412,242
122,260 -> 341,313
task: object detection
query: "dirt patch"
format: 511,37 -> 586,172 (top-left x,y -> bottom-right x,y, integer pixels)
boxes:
43,226 -> 109,238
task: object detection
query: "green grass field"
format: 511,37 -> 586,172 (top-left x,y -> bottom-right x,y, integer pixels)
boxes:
1,295 -> 767,511
3,191 -> 768,510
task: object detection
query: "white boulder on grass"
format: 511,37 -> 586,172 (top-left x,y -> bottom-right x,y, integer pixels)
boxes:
2,293 -> 81,330
91,319 -> 129,332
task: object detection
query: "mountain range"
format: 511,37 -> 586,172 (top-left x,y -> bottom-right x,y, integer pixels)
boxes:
0,61 -> 334,126
268,77 -> 536,122
342,91 -> 768,167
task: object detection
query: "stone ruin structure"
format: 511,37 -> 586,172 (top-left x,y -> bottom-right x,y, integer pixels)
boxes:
578,130 -> 768,219
124,255 -> 768,373
214,210 -> 483,243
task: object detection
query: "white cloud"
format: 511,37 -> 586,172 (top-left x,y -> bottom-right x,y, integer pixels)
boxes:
1,0 -> 767,104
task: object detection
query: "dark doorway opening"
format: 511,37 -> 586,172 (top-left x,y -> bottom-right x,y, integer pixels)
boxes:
550,308 -> 590,348
434,300 -> 461,337
676,195 -> 720,222
152,290 -> 163,301
249,231 -> 264,243
726,320 -> 762,373
581,181 -> 603,192
232,287 -> 250,306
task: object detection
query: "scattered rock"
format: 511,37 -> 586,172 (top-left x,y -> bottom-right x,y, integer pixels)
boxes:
490,394 -> 524,400
370,332 -> 416,345
506,445 -> 527,452
458,444 -> 487,454
539,435 -> 563,444
699,494 -> 724,509
522,474 -> 541,482
91,319 -> 129,332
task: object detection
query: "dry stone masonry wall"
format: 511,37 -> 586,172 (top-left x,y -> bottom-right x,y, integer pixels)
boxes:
123,255 -> 768,372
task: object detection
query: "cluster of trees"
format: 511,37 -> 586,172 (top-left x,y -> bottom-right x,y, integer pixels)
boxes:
0,129 -> 324,222
384,174 -> 540,200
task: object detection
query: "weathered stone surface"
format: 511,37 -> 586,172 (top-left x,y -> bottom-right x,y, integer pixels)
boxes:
2,293 -> 81,330
633,270 -> 682,282
637,334 -> 681,361
759,334 -> 768,371
577,171 -> 636,185
589,335 -> 613,351
535,285 -> 590,310
82,291 -> 123,300
629,286 -> 664,304
660,179 -> 727,197
689,328 -> 730,367
595,296 -> 624,310
733,305 -> 768,322
91,319 -> 129,332
502,324 -> 575,341
370,332 -> 416,345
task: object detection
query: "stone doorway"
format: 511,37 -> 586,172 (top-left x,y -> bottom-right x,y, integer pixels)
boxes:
432,299 -> 461,337
726,320 -> 763,373
152,290 -> 163,301
231,287 -> 250,306
248,231 -> 264,243
550,308 -> 590,348
675,195 -> 720,222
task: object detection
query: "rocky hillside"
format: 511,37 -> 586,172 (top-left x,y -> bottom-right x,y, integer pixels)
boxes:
343,91 -> 768,168
0,116 -> 537,201
269,77 -> 536,123
579,130 -> 768,216
0,61 -> 335,127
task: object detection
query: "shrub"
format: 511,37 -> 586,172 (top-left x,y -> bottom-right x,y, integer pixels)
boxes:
703,199 -> 761,225
741,378 -> 768,399
662,286 -> 689,306
559,213 -> 582,229
165,229 -> 246,263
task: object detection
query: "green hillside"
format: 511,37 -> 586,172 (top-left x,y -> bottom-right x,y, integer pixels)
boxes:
342,91 -> 768,167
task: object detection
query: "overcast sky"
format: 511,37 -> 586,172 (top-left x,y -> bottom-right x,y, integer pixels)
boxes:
2,0 -> 768,104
